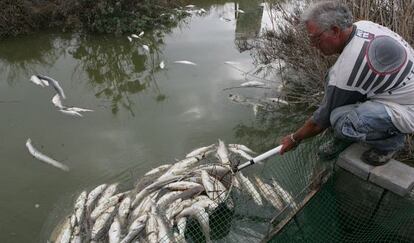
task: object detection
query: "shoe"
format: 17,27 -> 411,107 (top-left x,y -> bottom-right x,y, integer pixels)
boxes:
361,148 -> 396,166
318,137 -> 353,160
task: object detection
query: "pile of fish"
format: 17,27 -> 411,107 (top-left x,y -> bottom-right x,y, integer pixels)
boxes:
51,140 -> 297,243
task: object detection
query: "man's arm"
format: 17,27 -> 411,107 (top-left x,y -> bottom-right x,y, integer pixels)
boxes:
280,118 -> 325,155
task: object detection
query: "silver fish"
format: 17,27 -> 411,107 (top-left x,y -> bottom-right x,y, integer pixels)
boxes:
108,217 -> 121,243
142,45 -> 150,52
254,176 -> 284,211
266,97 -> 289,105
127,36 -> 132,42
130,192 -> 157,220
164,181 -> 203,191
30,75 -> 47,87
173,60 -> 197,66
144,164 -> 171,177
240,81 -> 265,87
236,172 -> 263,206
216,139 -> 230,165
156,191 -> 182,210
73,191 -> 87,227
146,208 -> 158,243
91,192 -> 125,221
138,31 -> 144,37
118,196 -> 132,226
37,74 -> 66,99
155,212 -> 172,243
271,178 -> 297,209
175,217 -> 187,243
228,144 -> 256,154
177,206 -> 211,243
201,170 -> 227,203
160,61 -> 165,69
86,184 -> 107,213
185,144 -> 215,158
65,107 -> 94,112
131,34 -> 139,39
52,94 -> 64,109
228,147 -> 253,160
55,217 -> 72,243
120,214 -> 147,243
97,183 -> 118,206
91,206 -> 116,240
25,138 -> 69,171
59,109 -> 83,117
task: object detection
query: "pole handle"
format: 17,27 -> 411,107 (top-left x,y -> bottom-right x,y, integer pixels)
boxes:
236,145 -> 282,172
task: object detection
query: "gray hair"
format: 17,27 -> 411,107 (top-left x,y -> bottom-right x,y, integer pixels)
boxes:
301,1 -> 353,30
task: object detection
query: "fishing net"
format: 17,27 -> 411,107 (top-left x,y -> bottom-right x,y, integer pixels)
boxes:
50,135 -> 414,243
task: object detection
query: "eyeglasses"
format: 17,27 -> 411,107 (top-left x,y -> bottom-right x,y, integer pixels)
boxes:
308,30 -> 328,45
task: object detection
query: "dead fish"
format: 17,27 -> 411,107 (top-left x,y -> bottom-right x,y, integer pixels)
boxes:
164,181 -> 203,191
144,164 -> 172,177
86,184 -> 107,213
55,217 -> 72,243
30,75 -> 48,87
139,31 -> 144,37
228,144 -> 256,154
59,109 -> 83,117
177,206 -> 211,243
97,184 -> 118,207
228,147 -> 253,160
236,9 -> 245,13
185,144 -> 215,158
73,191 -> 87,227
173,60 -> 197,66
127,36 -> 132,42
185,4 -> 195,8
91,206 -> 116,241
52,94 -> 93,113
216,139 -> 230,165
91,192 -> 125,221
271,178 -> 297,209
120,214 -> 147,243
118,196 -> 132,226
25,138 -> 69,172
146,207 -> 158,243
142,45 -> 150,52
108,217 -> 121,243
219,17 -> 231,22
36,74 -> 66,99
131,34 -> 139,39
236,172 -> 263,206
240,81 -> 265,87
155,212 -> 172,243
160,61 -> 165,69
201,170 -> 227,203
254,177 -> 284,211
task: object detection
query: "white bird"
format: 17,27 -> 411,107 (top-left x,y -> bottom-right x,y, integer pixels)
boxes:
173,60 -> 197,66
25,138 -> 69,171
160,61 -> 165,69
142,45 -> 150,52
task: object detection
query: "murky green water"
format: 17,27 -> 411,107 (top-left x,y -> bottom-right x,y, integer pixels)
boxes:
0,1 -> 283,242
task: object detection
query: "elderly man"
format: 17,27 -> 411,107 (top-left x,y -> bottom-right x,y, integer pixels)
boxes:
280,1 -> 414,166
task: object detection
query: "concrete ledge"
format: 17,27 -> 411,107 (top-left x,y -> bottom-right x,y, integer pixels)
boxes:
337,143 -> 414,197
337,143 -> 372,180
369,160 -> 414,197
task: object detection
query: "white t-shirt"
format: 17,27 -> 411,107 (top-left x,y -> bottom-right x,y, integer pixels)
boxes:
313,20 -> 414,133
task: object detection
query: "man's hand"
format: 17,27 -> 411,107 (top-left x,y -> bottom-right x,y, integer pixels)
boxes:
280,134 -> 298,155
279,118 -> 326,155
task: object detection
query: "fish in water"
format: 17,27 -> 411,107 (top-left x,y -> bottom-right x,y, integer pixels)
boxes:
139,31 -> 144,37
131,34 -> 139,39
30,75 -> 48,87
25,138 -> 69,171
160,61 -> 165,69
36,74 -> 66,99
127,36 -> 132,42
173,60 -> 197,66
142,45 -> 150,52
240,81 -> 266,87
237,9 -> 245,13
185,4 -> 195,8
52,94 -> 93,116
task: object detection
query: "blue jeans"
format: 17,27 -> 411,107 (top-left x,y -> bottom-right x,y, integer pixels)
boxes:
330,101 -> 405,152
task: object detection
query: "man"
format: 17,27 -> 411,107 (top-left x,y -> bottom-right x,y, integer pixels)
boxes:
280,1 -> 414,166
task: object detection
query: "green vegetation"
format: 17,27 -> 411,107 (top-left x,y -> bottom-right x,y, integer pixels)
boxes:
0,0 -> 188,38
